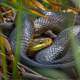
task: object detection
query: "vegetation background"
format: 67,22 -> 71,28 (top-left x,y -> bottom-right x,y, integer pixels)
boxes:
0,0 -> 80,80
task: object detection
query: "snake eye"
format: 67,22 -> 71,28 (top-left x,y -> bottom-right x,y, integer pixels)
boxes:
39,41 -> 43,44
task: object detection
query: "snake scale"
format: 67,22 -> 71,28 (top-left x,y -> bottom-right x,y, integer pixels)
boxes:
34,11 -> 75,36
35,26 -> 80,64
9,11 -> 79,68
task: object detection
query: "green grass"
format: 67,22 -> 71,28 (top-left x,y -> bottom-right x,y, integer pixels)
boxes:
12,11 -> 23,80
0,46 -> 8,80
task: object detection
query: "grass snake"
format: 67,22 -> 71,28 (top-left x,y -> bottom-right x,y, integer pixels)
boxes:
9,12 -> 79,68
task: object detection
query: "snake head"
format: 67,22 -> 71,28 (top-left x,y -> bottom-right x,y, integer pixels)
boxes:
27,37 -> 53,58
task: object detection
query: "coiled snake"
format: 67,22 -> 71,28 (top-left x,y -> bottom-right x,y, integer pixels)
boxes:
9,11 -> 79,68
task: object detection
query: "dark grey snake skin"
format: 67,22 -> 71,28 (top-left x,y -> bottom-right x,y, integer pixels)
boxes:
18,25 -> 80,68
35,26 -> 80,65
9,14 -> 36,65
34,11 -> 75,34
9,13 -> 79,68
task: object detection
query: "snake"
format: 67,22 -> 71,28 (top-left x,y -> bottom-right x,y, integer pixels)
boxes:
17,26 -> 80,68
9,10 -> 79,68
9,14 -> 34,55
35,26 -> 80,64
34,11 -> 75,37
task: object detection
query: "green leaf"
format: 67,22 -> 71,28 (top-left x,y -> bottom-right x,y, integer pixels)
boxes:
13,11 -> 25,79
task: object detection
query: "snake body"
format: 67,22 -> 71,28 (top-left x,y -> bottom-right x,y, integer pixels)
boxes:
34,11 -> 75,36
10,25 -> 78,68
9,14 -> 34,61
9,12 -> 79,68
35,26 -> 80,64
